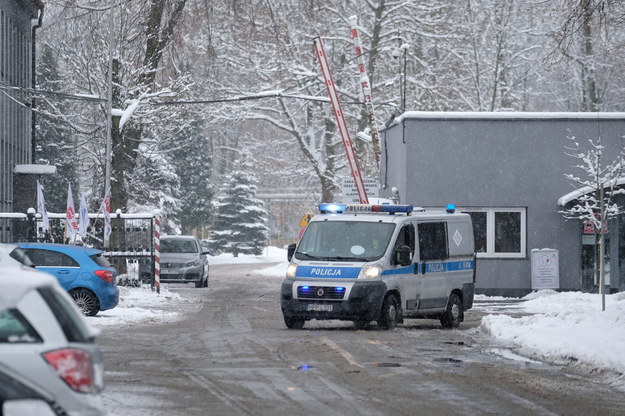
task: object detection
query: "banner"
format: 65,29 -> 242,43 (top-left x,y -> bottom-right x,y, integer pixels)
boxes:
100,188 -> 112,243
36,180 -> 49,233
66,185 -> 79,239
79,194 -> 89,238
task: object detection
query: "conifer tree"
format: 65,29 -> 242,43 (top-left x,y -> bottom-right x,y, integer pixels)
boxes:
210,154 -> 269,256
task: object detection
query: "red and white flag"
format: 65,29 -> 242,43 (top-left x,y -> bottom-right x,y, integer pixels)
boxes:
100,188 -> 112,243
36,180 -> 49,233
66,184 -> 79,239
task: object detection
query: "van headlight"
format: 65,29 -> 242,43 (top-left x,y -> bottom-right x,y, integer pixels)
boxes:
185,260 -> 200,268
358,263 -> 383,279
286,263 -> 298,278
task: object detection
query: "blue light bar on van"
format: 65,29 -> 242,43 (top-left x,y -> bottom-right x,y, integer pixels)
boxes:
345,204 -> 414,214
446,204 -> 456,213
318,203 -> 347,214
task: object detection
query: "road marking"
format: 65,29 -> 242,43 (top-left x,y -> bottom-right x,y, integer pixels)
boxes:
319,336 -> 364,369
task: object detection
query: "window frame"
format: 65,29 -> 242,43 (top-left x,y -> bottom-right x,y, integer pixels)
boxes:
462,207 -> 527,259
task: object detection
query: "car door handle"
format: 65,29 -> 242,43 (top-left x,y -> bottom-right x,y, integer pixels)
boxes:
57,270 -> 70,274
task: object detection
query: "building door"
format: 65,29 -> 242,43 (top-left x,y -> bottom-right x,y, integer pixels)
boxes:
581,221 -> 610,292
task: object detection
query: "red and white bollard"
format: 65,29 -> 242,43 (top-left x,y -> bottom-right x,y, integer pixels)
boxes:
153,216 -> 161,294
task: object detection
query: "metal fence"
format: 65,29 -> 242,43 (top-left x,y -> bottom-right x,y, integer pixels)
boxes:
0,211 -> 157,286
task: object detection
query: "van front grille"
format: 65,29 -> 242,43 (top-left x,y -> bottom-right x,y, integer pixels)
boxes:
297,286 -> 346,300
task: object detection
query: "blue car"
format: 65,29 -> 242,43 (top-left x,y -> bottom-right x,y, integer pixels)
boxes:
15,243 -> 119,316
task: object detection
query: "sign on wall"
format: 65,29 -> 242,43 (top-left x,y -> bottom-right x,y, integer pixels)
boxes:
341,178 -> 379,203
531,248 -> 559,290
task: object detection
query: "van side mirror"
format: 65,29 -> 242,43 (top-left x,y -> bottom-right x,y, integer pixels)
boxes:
287,243 -> 297,262
396,245 -> 412,266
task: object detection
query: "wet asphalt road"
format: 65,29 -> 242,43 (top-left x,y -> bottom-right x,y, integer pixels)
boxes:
99,263 -> 625,416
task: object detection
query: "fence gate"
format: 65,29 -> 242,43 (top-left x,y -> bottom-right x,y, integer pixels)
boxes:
0,211 -> 158,286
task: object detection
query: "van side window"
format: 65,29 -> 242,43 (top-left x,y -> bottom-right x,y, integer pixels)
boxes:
418,222 -> 449,261
392,224 -> 415,264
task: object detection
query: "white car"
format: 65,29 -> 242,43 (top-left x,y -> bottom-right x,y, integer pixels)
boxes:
0,243 -> 33,268
0,268 -> 105,415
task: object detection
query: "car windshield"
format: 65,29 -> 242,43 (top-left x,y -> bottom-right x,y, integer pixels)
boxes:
161,239 -> 198,254
295,221 -> 395,262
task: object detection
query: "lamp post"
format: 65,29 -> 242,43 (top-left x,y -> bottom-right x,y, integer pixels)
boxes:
27,207 -> 36,242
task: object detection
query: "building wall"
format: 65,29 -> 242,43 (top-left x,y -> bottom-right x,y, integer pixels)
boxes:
380,112 -> 625,296
0,0 -> 39,240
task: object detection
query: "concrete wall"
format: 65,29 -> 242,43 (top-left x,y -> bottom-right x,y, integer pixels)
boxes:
380,112 -> 625,296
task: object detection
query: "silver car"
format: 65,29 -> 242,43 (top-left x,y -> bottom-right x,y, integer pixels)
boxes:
0,267 -> 105,415
160,235 -> 209,287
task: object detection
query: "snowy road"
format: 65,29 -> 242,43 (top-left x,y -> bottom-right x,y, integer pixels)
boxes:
98,262 -> 625,416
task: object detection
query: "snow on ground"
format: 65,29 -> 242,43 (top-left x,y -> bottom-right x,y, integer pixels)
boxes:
479,290 -> 625,378
88,247 -> 289,329
88,247 -> 625,382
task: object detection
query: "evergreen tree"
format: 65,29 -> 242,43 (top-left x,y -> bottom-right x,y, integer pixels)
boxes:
210,154 -> 269,256
35,45 -> 76,212
169,118 -> 213,234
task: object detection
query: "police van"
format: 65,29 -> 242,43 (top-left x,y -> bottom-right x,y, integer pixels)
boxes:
280,203 -> 475,329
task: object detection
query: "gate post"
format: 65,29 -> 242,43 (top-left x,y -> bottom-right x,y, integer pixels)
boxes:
153,216 -> 161,294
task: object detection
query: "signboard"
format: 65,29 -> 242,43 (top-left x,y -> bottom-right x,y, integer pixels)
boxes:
531,249 -> 559,290
341,178 -> 379,203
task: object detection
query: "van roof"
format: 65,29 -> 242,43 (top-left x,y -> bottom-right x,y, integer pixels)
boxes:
311,209 -> 470,224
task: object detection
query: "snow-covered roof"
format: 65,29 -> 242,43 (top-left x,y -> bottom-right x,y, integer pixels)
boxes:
558,177 -> 625,206
385,111 -> 625,129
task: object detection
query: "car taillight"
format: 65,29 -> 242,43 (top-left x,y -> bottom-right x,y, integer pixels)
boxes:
94,269 -> 113,282
42,348 -> 95,393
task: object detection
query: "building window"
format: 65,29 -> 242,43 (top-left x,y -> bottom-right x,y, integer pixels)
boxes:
462,208 -> 526,258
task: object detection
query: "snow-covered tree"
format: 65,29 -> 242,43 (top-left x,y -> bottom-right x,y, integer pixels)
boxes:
560,135 -> 625,310
35,44 -> 77,212
168,118 -> 213,234
210,153 -> 269,256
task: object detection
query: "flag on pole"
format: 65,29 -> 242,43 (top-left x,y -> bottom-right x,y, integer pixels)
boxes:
79,194 -> 89,238
66,185 -> 79,240
36,180 -> 49,233
100,188 -> 112,243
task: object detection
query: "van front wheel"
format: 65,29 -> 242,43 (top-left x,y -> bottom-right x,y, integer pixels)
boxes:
284,316 -> 305,329
440,293 -> 463,328
378,294 -> 399,329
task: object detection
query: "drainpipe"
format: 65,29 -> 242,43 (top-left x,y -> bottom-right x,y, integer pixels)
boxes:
31,1 -> 45,163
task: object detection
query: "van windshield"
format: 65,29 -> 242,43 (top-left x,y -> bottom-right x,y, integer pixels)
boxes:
295,221 -> 395,262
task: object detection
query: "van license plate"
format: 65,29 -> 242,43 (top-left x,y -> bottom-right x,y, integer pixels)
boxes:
307,304 -> 333,312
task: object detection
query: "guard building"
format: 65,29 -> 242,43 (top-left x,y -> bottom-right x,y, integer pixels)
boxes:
380,112 -> 625,296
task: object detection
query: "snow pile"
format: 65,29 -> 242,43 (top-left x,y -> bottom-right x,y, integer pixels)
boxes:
480,290 -> 625,376
88,285 -> 197,327
209,246 -> 287,266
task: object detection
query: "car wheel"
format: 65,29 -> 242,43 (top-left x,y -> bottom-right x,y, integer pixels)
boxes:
71,288 -> 100,316
377,294 -> 399,329
284,316 -> 305,329
440,293 -> 463,329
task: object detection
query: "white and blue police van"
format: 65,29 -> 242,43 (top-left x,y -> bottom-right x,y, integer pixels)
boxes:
281,203 -> 476,329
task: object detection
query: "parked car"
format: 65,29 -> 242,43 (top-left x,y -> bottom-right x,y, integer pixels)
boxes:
0,243 -> 33,269
160,235 -> 209,287
15,243 -> 119,316
0,268 -> 105,415
0,362 -> 67,416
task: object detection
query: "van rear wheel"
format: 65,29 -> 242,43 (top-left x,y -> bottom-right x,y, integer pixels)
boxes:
378,294 -> 399,329
440,293 -> 463,328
